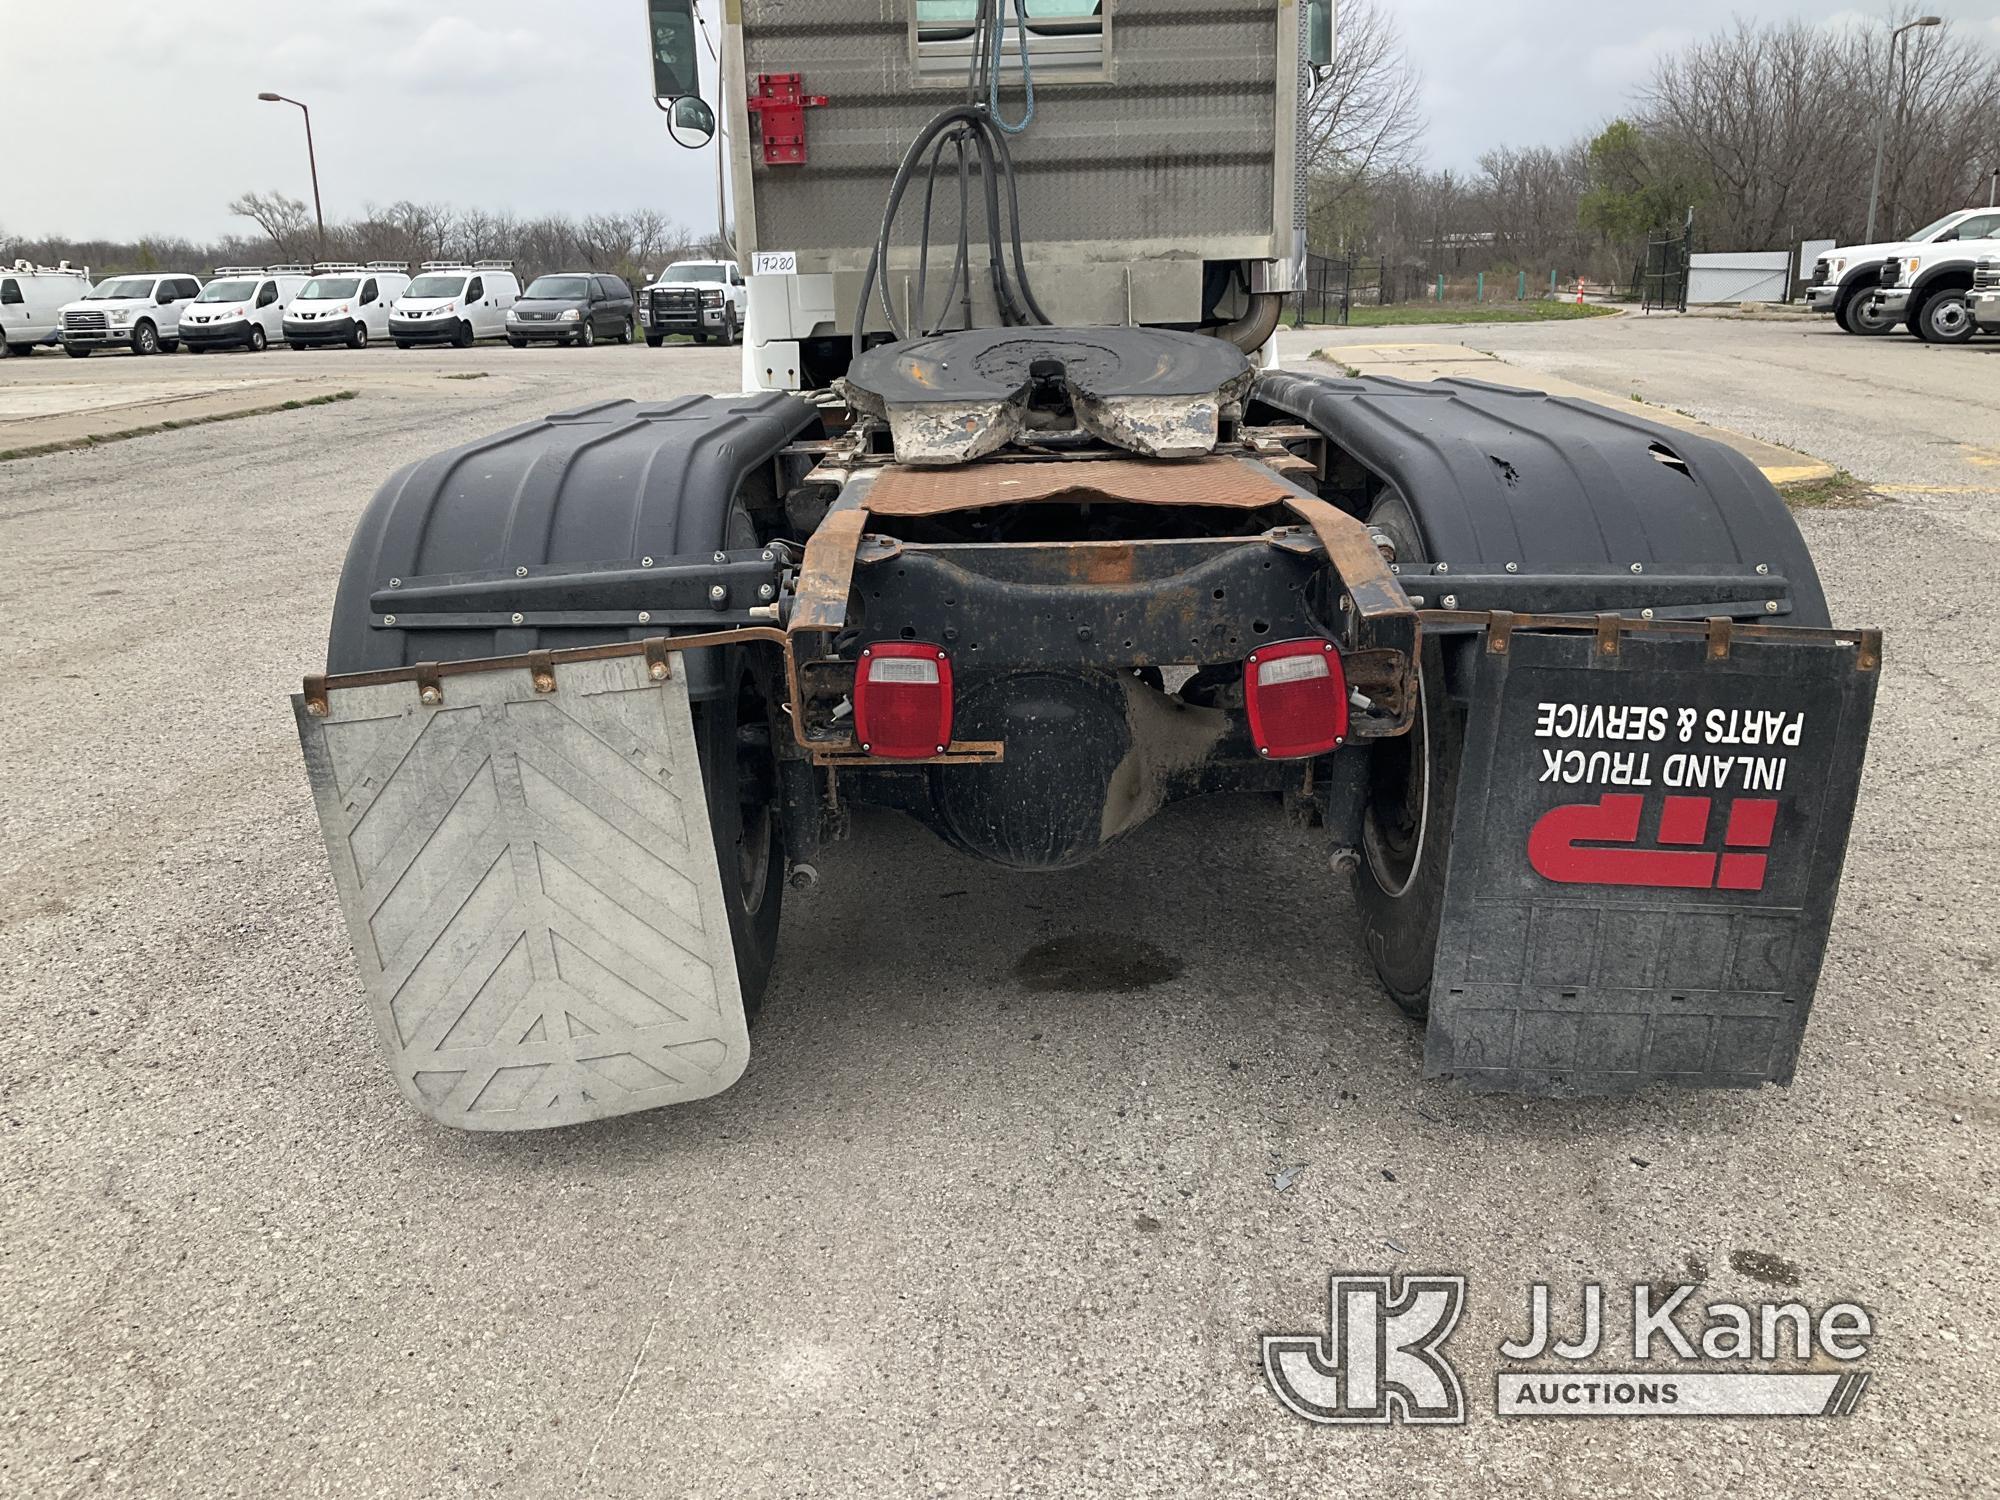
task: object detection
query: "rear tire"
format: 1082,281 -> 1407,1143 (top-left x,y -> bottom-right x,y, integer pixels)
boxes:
395,340 -> 412,350
1350,496 -> 1465,1021
693,641 -> 785,1025
722,306 -> 738,345
508,336 -> 527,348
2,342 -> 29,358
645,333 -> 664,348
693,328 -> 708,345
1917,290 -> 1977,345
66,345 -> 90,358
188,343 -> 206,354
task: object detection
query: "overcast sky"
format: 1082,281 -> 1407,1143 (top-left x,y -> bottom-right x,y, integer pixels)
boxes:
1402,0 -> 2000,174
4,2 -> 1998,244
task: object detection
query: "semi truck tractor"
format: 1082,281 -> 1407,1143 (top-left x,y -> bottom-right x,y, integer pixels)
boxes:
293,0 -> 1880,1130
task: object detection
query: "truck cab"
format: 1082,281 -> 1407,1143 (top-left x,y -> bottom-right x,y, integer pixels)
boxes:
728,0 -> 1293,392
640,259 -> 745,347
1863,210 -> 2000,343
58,272 -> 202,356
1805,209 -> 1998,335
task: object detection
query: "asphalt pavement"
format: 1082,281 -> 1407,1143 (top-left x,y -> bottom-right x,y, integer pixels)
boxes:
2,319 -> 1995,1497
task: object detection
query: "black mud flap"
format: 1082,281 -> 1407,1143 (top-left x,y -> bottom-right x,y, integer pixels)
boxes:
1424,614 -> 1880,1095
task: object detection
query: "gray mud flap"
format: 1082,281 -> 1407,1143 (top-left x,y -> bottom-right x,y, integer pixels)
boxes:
1426,616 -> 1880,1095
292,646 -> 748,1130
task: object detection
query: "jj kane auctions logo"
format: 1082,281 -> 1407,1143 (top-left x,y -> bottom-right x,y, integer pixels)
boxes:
1264,1275 -> 1873,1423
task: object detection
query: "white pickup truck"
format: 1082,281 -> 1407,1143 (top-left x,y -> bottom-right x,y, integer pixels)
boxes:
1969,254 -> 2000,336
638,258 -> 746,346
1864,212 -> 2000,343
58,272 -> 204,356
1804,208 -> 2000,335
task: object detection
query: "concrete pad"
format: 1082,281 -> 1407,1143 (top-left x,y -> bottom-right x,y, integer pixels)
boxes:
0,377 -> 297,420
0,373 -> 358,454
1320,341 -> 1838,488
2,328 -> 1997,1498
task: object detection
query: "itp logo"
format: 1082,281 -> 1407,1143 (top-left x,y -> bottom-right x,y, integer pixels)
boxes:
1528,794 -> 1779,892
1262,1275 -> 1466,1425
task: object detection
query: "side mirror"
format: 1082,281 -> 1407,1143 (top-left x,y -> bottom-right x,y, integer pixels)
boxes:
1306,0 -> 1333,70
647,0 -> 716,148
668,94 -> 716,147
157,290 -> 175,304
648,0 -> 700,103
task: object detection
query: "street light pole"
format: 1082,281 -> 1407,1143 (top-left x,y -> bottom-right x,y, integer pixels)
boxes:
257,92 -> 325,258
1865,15 -> 1942,243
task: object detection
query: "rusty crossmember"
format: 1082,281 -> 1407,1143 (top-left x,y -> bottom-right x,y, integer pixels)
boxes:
786,450 -> 1422,734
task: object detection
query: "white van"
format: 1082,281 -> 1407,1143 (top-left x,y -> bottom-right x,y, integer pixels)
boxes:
179,265 -> 313,353
59,272 -> 203,357
388,260 -> 520,348
0,261 -> 93,357
284,261 -> 414,349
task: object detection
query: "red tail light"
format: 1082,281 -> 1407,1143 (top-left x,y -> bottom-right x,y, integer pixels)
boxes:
853,643 -> 953,759
1244,639 -> 1348,759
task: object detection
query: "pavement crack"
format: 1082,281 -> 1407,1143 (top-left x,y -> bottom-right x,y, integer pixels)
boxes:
580,1309 -> 663,1484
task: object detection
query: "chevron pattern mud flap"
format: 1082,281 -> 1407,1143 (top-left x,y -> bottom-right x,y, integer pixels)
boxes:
1424,619 -> 1879,1095
292,650 -> 748,1130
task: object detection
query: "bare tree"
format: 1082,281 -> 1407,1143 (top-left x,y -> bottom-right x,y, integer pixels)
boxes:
577,212 -> 638,268
227,190 -> 317,262
1866,16 -> 2000,236
630,208 -> 674,269
1478,142 -> 1593,270
1637,9 -> 2000,248
1302,0 -> 1425,241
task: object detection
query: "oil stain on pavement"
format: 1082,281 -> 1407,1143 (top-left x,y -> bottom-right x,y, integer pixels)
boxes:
1013,933 -> 1181,993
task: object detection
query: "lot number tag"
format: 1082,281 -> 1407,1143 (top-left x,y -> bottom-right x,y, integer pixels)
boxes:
751,251 -> 798,276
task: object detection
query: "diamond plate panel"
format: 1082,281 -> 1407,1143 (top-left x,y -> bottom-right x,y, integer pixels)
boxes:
738,1 -> 1287,272
294,654 -> 748,1130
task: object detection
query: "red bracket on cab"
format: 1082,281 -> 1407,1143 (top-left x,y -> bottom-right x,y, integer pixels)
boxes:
746,73 -> 827,165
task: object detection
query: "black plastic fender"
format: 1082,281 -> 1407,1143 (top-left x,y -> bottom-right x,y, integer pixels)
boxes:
326,393 -> 820,691
1907,262 -> 1977,320
1251,371 -> 1829,626
1832,260 -> 1886,318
